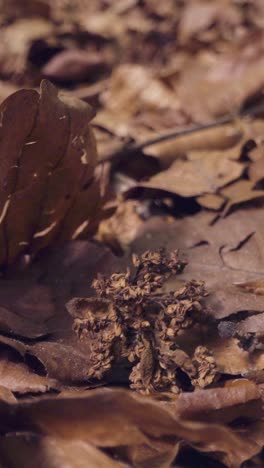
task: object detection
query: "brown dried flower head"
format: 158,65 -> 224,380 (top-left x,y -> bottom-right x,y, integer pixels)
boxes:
68,250 -> 218,394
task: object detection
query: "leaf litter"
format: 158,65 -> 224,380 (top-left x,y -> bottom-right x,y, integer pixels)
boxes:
0,1 -> 264,467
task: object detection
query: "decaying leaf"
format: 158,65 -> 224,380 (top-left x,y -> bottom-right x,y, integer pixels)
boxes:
141,156 -> 243,198
143,123 -> 243,168
97,200 -> 144,254
0,349 -> 57,394
235,280 -> 264,296
0,79 -> 103,268
171,378 -> 263,422
42,49 -> 109,83
177,35 -> 264,121
0,435 -> 123,468
0,387 -> 262,467
0,18 -> 53,81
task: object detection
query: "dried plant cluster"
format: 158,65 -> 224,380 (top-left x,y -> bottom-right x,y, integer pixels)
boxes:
69,250 -> 217,394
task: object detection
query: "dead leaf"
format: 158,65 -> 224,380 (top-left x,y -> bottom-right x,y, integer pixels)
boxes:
0,386 -> 17,404
0,388 -> 260,467
0,349 -> 57,395
178,2 -> 224,42
221,180 -> 264,216
177,35 -> 264,121
0,306 -> 48,339
144,123 -> 243,168
0,435 -> 123,468
0,18 -> 53,81
172,379 -> 262,423
0,0 -> 51,20
141,156 -> 243,198
42,49 -> 108,83
97,200 -> 144,253
234,280 -> 264,296
131,209 -> 264,319
0,80 -> 102,267
249,154 -> 264,185
28,340 -> 93,384
196,193 -> 225,211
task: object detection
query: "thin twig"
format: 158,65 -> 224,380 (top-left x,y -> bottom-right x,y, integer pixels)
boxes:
96,101 -> 264,166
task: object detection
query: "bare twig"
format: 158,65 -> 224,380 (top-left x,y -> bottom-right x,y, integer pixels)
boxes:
96,101 -> 264,166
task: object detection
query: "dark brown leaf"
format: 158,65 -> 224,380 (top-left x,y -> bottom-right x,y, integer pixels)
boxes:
0,80 -> 102,268
0,388 -> 260,467
0,349 -> 57,394
42,49 -> 108,83
0,435 -> 122,468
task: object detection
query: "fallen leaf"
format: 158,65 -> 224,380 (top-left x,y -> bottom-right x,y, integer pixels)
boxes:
249,154 -> 264,185
0,386 -> 17,404
196,193 -> 225,211
221,180 -> 264,216
131,209 -> 264,319
178,2 -> 224,42
97,200 -> 144,253
42,49 -> 108,83
144,123 -> 243,168
0,0 -> 51,20
28,340 -> 93,384
0,306 -> 48,339
0,18 -> 53,81
141,156 -> 243,198
172,379 -> 262,423
0,388 -> 261,467
234,280 -> 264,296
0,349 -> 57,395
177,35 -> 264,121
0,80 -> 102,267
0,435 -> 122,468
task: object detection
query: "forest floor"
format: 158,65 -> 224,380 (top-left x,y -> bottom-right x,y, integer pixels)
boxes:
0,1 -> 264,467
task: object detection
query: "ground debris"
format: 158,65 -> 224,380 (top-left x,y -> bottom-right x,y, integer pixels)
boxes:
0,1 -> 264,466
67,250 -> 218,394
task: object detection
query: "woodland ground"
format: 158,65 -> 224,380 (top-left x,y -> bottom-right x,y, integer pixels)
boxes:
0,1 -> 264,467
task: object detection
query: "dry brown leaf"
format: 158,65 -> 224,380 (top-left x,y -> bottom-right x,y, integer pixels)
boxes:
141,156 -> 243,198
0,0 -> 51,20
178,2 -> 224,42
0,18 -> 53,81
0,386 -> 17,404
249,154 -> 264,185
177,35 -> 264,121
0,80 -> 102,267
0,306 -> 48,339
0,241 -> 130,385
0,435 -> 123,468
97,200 -> 144,253
221,180 -> 264,216
144,124 -> 243,168
196,193 -> 225,211
102,64 -> 179,116
42,49 -> 108,83
28,340 -> 93,384
171,380 -> 262,423
131,209 -> 264,319
0,388 -> 261,467
235,280 -> 264,296
0,349 -> 57,395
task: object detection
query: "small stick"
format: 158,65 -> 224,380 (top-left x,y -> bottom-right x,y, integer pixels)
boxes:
96,101 -> 264,166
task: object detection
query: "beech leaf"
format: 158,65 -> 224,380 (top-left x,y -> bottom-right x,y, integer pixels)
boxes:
0,80 -> 102,267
